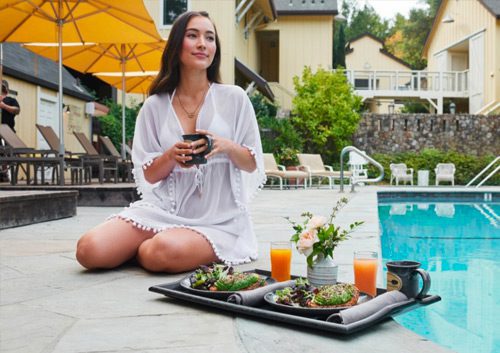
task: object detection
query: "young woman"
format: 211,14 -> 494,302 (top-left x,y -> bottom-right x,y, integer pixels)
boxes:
76,11 -> 265,273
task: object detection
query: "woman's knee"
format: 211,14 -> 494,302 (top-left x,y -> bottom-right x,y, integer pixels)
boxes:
75,231 -> 100,269
137,236 -> 185,273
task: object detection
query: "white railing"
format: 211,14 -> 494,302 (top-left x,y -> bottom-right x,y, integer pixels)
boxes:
343,70 -> 469,96
466,156 -> 499,188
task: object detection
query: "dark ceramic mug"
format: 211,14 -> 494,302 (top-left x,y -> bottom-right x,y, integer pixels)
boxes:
182,133 -> 213,165
386,260 -> 431,299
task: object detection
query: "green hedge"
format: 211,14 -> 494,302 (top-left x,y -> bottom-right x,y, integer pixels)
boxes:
369,149 -> 499,185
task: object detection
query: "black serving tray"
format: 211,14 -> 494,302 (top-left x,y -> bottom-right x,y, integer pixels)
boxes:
149,269 -> 441,335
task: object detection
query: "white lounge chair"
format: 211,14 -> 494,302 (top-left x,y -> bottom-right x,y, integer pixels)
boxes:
263,153 -> 308,190
390,163 -> 413,185
297,153 -> 352,189
435,163 -> 455,186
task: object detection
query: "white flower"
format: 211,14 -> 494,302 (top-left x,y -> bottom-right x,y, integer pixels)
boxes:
307,215 -> 327,230
296,229 -> 318,256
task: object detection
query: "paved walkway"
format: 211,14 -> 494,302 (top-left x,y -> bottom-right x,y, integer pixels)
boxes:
0,186 -> 457,353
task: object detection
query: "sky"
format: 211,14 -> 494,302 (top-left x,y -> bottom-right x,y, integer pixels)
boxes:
338,0 -> 430,21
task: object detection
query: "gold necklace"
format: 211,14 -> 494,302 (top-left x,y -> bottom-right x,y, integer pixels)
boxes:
176,85 -> 209,119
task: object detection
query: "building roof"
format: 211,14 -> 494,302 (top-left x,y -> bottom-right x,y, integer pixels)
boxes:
345,33 -> 412,69
274,0 -> 338,16
1,43 -> 93,101
423,0 -> 499,56
480,0 -> 500,18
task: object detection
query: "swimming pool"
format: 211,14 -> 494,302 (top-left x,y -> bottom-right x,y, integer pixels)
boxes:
378,192 -> 499,353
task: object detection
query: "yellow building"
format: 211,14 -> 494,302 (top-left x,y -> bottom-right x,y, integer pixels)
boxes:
2,43 -> 93,154
345,33 -> 413,113
423,0 -> 500,114
142,0 -> 339,112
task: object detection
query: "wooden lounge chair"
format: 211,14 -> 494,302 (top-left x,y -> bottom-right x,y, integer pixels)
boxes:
35,124 -> 92,184
389,163 -> 413,185
435,163 -> 455,186
73,131 -> 119,184
0,124 -> 61,185
297,153 -> 352,189
99,135 -> 133,182
263,153 -> 308,190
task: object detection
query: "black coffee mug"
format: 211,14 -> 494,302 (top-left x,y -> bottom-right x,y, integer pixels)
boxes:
182,133 -> 213,165
386,260 -> 431,299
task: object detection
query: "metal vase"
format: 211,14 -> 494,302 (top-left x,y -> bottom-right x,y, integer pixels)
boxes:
307,254 -> 338,287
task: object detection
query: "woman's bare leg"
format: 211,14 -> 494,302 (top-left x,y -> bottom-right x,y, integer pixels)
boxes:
76,217 -> 155,270
137,228 -> 218,273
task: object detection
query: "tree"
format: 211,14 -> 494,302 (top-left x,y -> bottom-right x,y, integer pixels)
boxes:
333,23 -> 346,68
291,67 -> 362,163
344,3 -> 390,41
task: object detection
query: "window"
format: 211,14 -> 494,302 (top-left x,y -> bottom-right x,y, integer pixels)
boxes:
162,0 -> 188,26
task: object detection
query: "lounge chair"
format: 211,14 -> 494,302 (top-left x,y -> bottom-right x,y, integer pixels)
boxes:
99,135 -> 133,182
297,153 -> 352,189
389,163 -> 413,185
263,153 -> 308,190
435,163 -> 455,186
0,124 -> 61,185
73,131 -> 119,183
35,124 -> 94,184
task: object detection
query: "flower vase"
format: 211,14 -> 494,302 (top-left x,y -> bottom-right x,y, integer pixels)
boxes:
307,254 -> 338,287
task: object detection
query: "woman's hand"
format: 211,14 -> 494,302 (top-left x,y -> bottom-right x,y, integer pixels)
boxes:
196,129 -> 256,172
195,129 -> 234,159
171,141 -> 195,168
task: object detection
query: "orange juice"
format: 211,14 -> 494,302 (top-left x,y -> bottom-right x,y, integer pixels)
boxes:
354,257 -> 378,297
270,248 -> 292,282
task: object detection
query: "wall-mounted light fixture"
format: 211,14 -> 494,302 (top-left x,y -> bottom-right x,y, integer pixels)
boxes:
335,13 -> 346,22
449,102 -> 456,114
442,14 -> 454,23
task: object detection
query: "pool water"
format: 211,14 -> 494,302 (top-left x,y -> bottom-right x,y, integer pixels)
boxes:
378,200 -> 500,353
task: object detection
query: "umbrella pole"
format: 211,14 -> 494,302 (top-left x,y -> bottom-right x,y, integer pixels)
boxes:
121,47 -> 126,160
57,4 -> 65,185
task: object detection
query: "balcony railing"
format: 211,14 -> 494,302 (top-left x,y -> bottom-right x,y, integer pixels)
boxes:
343,70 -> 469,97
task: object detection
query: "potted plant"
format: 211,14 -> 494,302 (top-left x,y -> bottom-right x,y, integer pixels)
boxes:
277,147 -> 300,167
286,197 -> 363,286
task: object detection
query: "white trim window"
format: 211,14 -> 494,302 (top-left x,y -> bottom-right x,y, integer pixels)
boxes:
161,0 -> 189,27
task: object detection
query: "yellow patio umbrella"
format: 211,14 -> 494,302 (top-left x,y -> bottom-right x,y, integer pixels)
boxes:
0,0 -> 161,183
24,41 -> 165,158
94,71 -> 158,95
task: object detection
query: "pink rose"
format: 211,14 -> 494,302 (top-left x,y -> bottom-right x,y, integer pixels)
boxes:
307,215 -> 327,230
296,229 -> 318,256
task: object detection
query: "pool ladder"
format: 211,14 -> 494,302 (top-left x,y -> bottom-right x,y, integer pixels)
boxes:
465,156 -> 499,188
339,146 -> 384,192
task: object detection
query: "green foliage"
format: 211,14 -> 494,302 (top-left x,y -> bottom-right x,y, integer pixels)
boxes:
287,198 -> 363,267
341,1 -> 391,41
400,101 -> 429,113
370,149 -> 499,185
292,67 -> 362,164
249,92 -> 278,119
99,100 -> 141,148
333,23 -> 346,69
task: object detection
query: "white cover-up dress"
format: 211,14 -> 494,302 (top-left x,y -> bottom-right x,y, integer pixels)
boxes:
116,83 -> 266,265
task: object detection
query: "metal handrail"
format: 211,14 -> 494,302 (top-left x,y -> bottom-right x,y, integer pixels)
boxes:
465,156 -> 499,188
340,146 -> 384,192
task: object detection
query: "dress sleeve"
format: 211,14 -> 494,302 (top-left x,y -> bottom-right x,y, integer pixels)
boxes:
131,99 -> 165,198
230,90 -> 266,206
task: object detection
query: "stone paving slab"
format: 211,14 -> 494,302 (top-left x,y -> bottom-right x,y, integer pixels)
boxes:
0,187 -> 458,353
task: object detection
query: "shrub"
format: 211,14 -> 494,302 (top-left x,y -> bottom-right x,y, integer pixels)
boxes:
99,100 -> 142,148
370,149 -> 499,185
292,67 -> 362,164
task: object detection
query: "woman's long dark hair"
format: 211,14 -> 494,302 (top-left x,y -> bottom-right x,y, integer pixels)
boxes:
149,11 -> 221,96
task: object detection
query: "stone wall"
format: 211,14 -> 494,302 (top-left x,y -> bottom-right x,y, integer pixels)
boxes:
353,114 -> 500,156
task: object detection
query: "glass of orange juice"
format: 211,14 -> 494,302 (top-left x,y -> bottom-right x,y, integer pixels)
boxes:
270,241 -> 292,282
354,251 -> 378,297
